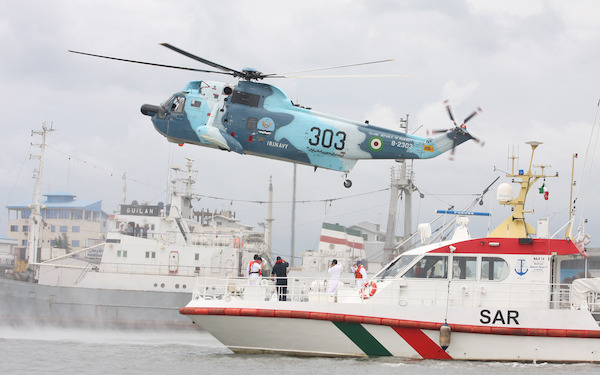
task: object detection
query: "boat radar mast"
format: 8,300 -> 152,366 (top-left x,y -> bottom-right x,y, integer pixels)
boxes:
490,141 -> 557,238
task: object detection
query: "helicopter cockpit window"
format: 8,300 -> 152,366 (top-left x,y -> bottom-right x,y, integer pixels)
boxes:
405,255 -> 448,279
231,91 -> 260,107
481,257 -> 509,281
375,255 -> 417,279
171,97 -> 186,113
190,100 -> 202,108
161,95 -> 176,109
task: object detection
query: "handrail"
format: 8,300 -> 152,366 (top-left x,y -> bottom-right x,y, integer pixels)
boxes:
187,275 -> 599,313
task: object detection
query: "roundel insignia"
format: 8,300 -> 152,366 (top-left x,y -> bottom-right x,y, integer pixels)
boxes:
258,117 -> 275,135
369,137 -> 383,151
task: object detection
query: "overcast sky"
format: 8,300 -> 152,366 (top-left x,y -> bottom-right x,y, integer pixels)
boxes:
2,0 -> 600,263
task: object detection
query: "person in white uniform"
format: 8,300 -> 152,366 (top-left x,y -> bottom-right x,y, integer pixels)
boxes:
247,255 -> 264,285
327,259 -> 343,294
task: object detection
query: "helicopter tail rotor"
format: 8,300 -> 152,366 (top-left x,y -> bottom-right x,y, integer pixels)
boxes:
428,100 -> 484,159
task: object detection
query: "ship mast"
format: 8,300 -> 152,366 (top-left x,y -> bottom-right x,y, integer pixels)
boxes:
27,123 -> 54,271
265,176 -> 274,250
383,115 -> 415,261
489,141 -> 556,238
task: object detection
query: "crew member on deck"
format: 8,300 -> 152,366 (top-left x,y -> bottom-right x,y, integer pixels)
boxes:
271,256 -> 289,301
247,254 -> 264,285
351,260 -> 367,289
328,259 -> 342,295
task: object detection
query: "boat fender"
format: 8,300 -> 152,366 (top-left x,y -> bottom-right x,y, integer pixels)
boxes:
439,323 -> 451,351
359,281 -> 377,299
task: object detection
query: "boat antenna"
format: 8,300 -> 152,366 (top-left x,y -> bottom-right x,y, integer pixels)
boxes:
573,99 -> 600,238
565,153 -> 578,238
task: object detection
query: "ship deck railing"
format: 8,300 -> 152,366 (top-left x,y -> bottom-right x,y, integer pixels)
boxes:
110,228 -> 264,247
190,276 -> 600,315
97,262 -> 241,277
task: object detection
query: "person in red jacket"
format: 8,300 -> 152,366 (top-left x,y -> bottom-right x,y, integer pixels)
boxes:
351,260 -> 367,289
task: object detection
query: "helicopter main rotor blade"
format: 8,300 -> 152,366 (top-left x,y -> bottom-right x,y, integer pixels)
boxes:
160,43 -> 246,78
268,74 -> 409,79
68,50 -> 233,75
267,59 -> 395,77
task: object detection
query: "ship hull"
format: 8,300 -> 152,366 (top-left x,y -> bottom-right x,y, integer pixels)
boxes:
181,303 -> 600,361
0,279 -> 194,329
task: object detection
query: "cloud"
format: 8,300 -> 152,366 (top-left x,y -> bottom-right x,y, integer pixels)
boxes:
2,0 -> 600,259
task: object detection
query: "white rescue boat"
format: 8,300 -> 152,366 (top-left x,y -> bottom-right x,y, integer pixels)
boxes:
180,142 -> 600,361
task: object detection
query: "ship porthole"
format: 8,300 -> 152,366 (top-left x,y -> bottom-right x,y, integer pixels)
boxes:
161,283 -> 165,288
182,285 -> 187,289
154,283 -> 158,287
175,284 -> 180,289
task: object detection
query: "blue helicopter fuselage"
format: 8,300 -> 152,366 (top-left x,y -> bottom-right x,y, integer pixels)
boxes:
142,80 -> 472,173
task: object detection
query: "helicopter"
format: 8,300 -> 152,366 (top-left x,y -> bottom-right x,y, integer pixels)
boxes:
69,43 -> 483,188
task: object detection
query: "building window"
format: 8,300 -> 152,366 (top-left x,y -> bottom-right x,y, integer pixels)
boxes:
145,251 -> 150,258
50,225 -> 55,232
123,250 -> 127,258
59,209 -> 69,219
152,252 -> 155,259
72,226 -> 80,233
10,225 -> 18,232
117,250 -> 121,257
50,240 -> 56,246
45,209 -> 58,219
195,253 -> 199,261
22,225 -> 29,232
72,210 -> 83,220
21,209 -> 31,219
22,240 -> 28,246
72,240 -> 80,247
60,226 -> 68,233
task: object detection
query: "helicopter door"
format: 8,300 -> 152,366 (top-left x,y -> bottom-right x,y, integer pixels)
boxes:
187,97 -> 210,126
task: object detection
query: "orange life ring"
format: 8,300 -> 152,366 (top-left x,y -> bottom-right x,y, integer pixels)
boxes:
360,281 -> 377,299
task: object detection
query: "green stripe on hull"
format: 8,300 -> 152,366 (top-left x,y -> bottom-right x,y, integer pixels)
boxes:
333,322 -> 392,357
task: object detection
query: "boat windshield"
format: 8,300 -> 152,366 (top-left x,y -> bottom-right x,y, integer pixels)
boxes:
375,254 -> 417,279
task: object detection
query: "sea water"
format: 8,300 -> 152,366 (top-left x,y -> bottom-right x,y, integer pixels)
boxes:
0,326 -> 597,375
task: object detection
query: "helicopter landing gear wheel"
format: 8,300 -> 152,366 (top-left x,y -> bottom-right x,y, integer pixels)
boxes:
342,173 -> 352,188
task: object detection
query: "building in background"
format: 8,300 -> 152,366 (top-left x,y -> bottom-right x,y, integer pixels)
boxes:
6,192 -> 108,262
0,236 -> 18,275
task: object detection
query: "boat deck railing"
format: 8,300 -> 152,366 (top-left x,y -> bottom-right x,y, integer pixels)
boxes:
189,276 -> 600,315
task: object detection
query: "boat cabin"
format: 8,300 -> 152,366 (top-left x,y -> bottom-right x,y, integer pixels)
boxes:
370,234 -> 587,310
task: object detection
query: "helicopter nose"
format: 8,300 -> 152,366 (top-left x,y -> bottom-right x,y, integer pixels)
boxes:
141,104 -> 162,117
